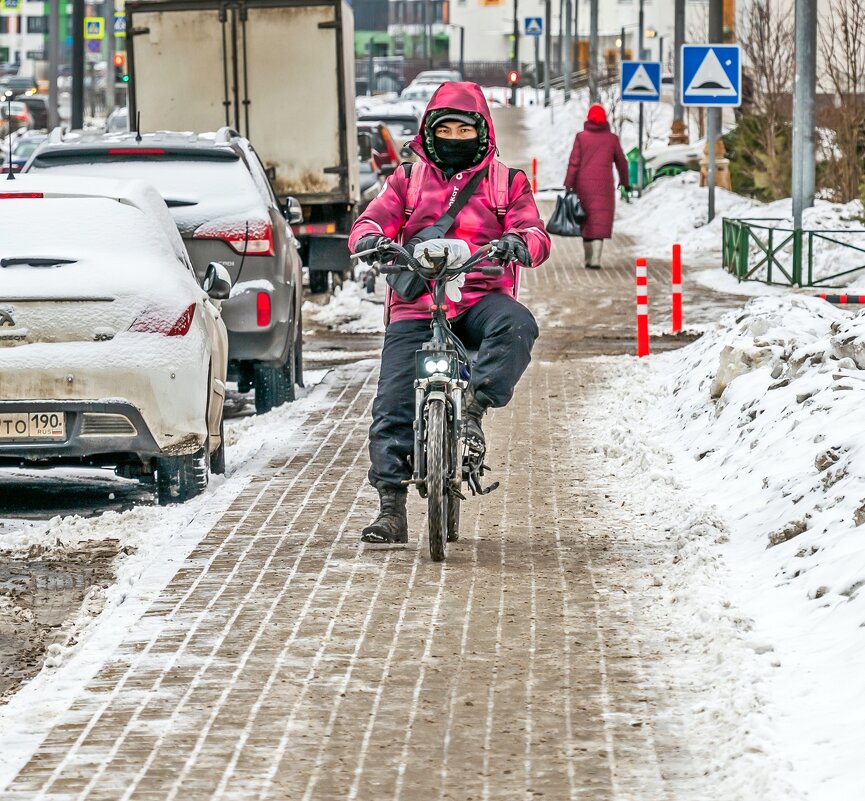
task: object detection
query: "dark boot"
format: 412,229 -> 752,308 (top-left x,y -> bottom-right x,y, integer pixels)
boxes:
463,387 -> 489,461
361,487 -> 408,543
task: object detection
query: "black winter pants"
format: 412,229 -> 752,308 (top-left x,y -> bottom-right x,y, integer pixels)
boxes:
368,293 -> 539,490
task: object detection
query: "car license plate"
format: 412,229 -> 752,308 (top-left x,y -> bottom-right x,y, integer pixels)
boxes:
0,412 -> 66,440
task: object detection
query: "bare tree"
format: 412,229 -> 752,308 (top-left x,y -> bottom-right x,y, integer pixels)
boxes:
819,0 -> 865,202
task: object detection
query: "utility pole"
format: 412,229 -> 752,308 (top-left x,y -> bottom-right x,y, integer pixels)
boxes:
670,0 -> 687,144
48,0 -> 59,128
544,0 -> 551,108
707,0 -> 723,222
105,0 -> 115,116
511,0 -> 519,106
637,0 -> 644,195
792,0 -> 816,229
71,0 -> 84,128
573,0 -> 578,71
563,0 -> 571,101
588,0 -> 598,102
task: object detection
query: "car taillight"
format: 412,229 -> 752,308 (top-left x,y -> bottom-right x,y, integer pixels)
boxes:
193,221 -> 275,256
256,292 -> 271,327
129,303 -> 196,336
15,114 -> 28,122
0,192 -> 43,198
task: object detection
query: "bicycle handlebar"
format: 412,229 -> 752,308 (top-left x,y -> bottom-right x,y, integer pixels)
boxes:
351,240 -> 521,279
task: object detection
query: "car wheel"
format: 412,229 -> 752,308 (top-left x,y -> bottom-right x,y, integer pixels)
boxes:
211,418 -> 226,475
254,362 -> 288,414
283,336 -> 297,404
156,447 -> 209,505
294,307 -> 304,389
308,270 -> 328,294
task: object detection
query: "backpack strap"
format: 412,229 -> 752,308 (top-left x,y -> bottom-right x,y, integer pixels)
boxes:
404,158 -> 520,220
403,161 -> 426,217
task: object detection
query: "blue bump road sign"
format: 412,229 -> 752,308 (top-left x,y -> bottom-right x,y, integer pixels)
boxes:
620,61 -> 661,103
681,44 -> 741,107
524,17 -> 543,36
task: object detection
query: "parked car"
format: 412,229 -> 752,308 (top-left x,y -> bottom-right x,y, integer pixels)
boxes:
645,139 -> 704,179
410,69 -> 461,85
25,128 -> 305,414
16,93 -> 49,129
0,131 -> 47,173
0,174 -> 230,504
105,106 -> 129,133
0,101 -> 33,138
399,83 -> 439,105
356,120 -> 399,174
357,104 -> 422,161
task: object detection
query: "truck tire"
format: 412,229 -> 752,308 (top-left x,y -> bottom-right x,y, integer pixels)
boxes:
156,447 -> 209,505
309,270 -> 328,294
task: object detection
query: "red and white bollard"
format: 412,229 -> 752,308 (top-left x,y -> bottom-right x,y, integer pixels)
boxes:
672,243 -> 683,333
636,257 -> 650,357
531,157 -> 538,194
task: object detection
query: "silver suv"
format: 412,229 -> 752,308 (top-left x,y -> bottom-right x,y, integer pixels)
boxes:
26,128 -> 304,412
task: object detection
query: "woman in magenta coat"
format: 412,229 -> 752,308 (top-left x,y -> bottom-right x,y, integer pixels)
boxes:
564,104 -> 629,269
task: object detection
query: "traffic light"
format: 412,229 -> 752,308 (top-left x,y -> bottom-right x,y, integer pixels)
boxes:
507,70 -> 519,86
114,52 -> 129,84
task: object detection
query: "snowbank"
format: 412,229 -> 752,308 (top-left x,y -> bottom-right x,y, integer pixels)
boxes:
604,295 -> 865,799
303,280 -> 385,334
617,172 -> 865,285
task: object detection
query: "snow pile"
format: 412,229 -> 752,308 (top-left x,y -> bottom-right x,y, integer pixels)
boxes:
617,172 -> 865,285
304,281 -> 385,334
612,295 -> 865,799
588,357 -> 803,800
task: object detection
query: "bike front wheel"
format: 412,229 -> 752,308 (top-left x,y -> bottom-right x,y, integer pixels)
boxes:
426,398 -> 449,561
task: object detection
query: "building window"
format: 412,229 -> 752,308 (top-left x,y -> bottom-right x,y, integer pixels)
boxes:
27,16 -> 49,34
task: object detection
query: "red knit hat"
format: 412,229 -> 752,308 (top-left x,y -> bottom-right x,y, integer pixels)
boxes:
587,104 -> 607,124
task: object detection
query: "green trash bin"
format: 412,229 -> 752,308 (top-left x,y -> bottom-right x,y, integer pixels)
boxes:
626,147 -> 651,188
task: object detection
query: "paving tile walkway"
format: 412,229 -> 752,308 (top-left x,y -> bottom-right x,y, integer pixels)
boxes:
1,108 -> 754,801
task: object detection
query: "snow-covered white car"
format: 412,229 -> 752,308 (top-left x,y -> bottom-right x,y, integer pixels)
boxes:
0,175 -> 230,504
645,139 -> 704,180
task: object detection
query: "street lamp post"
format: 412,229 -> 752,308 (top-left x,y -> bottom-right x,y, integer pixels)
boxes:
449,23 -> 465,79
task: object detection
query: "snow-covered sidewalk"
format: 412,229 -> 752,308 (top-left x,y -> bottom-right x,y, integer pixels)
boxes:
594,295 -> 865,800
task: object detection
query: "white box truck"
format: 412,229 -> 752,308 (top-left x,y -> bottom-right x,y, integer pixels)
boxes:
125,0 -> 359,293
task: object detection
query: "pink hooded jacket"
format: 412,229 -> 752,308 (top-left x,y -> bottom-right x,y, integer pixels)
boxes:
349,82 -> 551,323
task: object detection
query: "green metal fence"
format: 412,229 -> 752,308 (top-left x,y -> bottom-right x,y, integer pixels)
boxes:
722,218 -> 865,287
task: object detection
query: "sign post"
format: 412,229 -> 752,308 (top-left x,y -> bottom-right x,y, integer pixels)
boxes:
620,61 -> 660,195
681,44 -> 742,222
524,17 -> 543,107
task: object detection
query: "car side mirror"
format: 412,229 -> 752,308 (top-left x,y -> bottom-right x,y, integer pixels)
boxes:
282,196 -> 303,225
203,262 -> 232,300
357,131 -> 373,161
379,163 -> 397,178
400,145 -> 412,160
265,165 -> 277,182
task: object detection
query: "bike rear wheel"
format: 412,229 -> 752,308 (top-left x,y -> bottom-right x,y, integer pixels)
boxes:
426,398 -> 449,561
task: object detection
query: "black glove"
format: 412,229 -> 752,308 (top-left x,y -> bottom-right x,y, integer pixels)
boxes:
494,233 -> 532,268
354,235 -> 389,264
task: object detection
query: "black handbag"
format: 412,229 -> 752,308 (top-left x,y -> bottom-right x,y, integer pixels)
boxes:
388,166 -> 489,302
546,191 -> 586,237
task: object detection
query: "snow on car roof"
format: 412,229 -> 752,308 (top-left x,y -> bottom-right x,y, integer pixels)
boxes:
0,197 -> 195,304
4,173 -> 191,265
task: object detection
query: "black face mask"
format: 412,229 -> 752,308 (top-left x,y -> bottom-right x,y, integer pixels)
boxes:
433,135 -> 480,170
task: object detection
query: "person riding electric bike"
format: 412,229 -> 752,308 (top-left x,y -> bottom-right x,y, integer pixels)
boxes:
349,81 -> 551,544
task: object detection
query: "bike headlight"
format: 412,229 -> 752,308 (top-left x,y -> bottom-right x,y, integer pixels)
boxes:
435,358 -> 449,373
417,350 -> 456,378
424,358 -> 439,374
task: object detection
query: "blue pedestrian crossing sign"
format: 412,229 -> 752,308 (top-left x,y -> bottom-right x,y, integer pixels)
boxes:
620,61 -> 661,103
681,44 -> 741,107
524,17 -> 543,36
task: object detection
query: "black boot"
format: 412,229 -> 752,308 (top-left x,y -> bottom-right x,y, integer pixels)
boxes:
361,487 -> 408,544
463,387 -> 489,461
